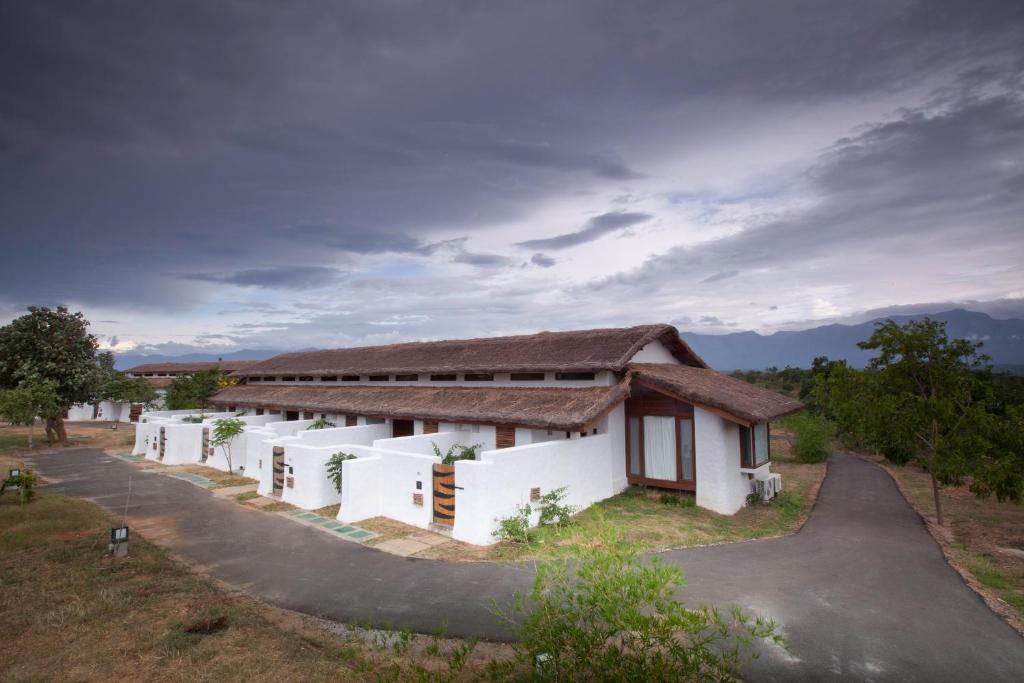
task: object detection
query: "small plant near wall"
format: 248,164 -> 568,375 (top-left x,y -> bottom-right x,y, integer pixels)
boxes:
326,451 -> 357,493
431,442 -> 482,465
538,486 -> 577,527
494,503 -> 532,543
181,415 -> 204,424
306,418 -> 336,430
211,418 -> 245,474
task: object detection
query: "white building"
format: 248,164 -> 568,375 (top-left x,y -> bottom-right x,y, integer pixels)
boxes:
197,324 -> 802,546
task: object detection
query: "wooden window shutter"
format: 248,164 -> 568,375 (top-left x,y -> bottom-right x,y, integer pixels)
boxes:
496,426 -> 515,449
423,421 -> 439,434
303,411 -> 314,420
345,415 -> 358,427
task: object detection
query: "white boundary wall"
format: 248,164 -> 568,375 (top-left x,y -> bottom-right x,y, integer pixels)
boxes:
694,407 -> 750,514
67,401 -> 132,423
339,446 -> 440,528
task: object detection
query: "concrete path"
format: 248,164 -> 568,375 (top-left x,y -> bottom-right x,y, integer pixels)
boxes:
26,448 -> 1024,681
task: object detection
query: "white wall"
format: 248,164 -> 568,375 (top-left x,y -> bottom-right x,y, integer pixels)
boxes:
203,414 -> 277,474
452,432 -> 620,545
372,430 -> 477,457
338,446 -> 439,528
160,423 -> 206,465
67,401 -> 132,422
630,339 -> 682,364
694,407 -> 750,514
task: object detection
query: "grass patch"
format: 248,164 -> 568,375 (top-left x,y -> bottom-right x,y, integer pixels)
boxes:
235,491 -> 260,502
313,503 -> 340,518
424,455 -> 824,561
0,489 -> 513,680
177,464 -> 254,488
359,516 -> 426,547
873,453 -> 1024,622
262,501 -> 298,513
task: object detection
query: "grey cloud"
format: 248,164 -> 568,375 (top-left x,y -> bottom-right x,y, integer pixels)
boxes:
531,253 -> 557,268
700,270 -> 739,284
516,211 -> 653,250
185,266 -> 346,290
451,252 -> 514,267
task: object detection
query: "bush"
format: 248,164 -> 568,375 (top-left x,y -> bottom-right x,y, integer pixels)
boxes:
494,503 -> 532,543
538,487 -> 577,527
306,418 -> 336,430
431,441 -> 482,465
498,526 -> 786,681
785,413 -> 835,463
326,452 -> 357,493
1,468 -> 37,503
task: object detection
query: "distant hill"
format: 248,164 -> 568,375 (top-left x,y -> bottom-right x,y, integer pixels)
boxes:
682,309 -> 1024,371
113,348 -> 283,370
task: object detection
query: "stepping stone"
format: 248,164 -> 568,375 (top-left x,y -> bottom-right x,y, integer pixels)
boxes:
347,530 -> 374,540
334,526 -> 355,534
373,538 -> 430,557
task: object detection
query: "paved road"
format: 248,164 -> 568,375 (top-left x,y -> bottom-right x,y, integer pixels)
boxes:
26,448 -> 1024,681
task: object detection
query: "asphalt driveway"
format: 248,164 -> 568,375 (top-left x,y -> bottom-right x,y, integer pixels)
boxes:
25,448 -> 1024,681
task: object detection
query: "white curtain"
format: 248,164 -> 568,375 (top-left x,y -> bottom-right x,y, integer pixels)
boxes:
643,416 -> 677,481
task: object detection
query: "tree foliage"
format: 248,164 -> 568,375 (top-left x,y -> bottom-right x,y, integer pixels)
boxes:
210,417 -> 245,474
0,382 -> 61,447
0,307 -> 99,442
164,369 -> 223,411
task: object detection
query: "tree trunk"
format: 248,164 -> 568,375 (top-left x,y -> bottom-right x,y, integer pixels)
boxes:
45,418 -> 57,444
55,415 -> 67,444
930,470 -> 944,526
929,419 -> 942,526
28,418 -> 34,449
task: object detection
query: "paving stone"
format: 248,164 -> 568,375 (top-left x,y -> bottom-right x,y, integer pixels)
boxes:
372,538 -> 430,557
408,532 -> 450,547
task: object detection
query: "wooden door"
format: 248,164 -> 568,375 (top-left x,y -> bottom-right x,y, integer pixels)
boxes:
432,464 -> 455,526
286,411 -> 299,421
345,415 -> 358,427
392,419 -> 414,438
201,428 -> 210,463
158,427 -> 166,460
272,446 -> 285,493
303,411 -> 314,420
129,404 -> 143,423
496,426 -> 515,449
423,420 -> 438,434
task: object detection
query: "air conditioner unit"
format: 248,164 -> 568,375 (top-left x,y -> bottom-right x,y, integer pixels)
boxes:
751,474 -> 783,502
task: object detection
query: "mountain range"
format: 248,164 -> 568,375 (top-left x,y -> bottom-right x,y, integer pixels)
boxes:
114,309 -> 1024,373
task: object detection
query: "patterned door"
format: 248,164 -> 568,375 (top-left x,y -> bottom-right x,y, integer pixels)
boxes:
201,428 -> 210,462
432,464 -> 455,526
158,427 -> 166,460
272,446 -> 285,493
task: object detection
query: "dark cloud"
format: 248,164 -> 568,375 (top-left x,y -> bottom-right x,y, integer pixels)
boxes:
186,266 -> 346,290
700,271 -> 739,284
451,252 -> 514,267
516,211 -> 653,250
531,253 -> 557,268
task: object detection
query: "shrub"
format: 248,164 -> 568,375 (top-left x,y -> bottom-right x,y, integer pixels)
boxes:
1,468 -> 37,503
498,526 -> 786,681
494,503 -> 532,543
786,413 -> 835,463
431,441 -> 482,465
180,415 -> 204,424
306,418 -> 336,430
538,486 -> 577,527
659,492 -> 696,508
326,451 -> 357,493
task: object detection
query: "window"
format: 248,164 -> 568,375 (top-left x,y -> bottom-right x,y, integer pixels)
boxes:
366,417 -> 385,425
298,376 -> 314,382
369,375 -> 389,382
555,372 -> 596,381
510,372 -> 545,381
394,374 -> 419,381
740,424 -> 770,468
281,376 -> 296,382
464,373 -> 493,381
263,376 -> 276,382
430,374 -> 457,381
321,376 -> 338,382
342,375 -> 360,382
250,376 -> 261,382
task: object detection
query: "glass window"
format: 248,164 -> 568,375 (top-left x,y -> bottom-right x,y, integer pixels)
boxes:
680,418 -> 694,481
642,416 -> 677,481
754,423 -> 769,466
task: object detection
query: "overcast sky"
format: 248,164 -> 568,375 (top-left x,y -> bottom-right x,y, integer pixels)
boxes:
1,1 -> 1022,355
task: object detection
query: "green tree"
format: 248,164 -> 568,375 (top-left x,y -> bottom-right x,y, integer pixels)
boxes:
0,382 -> 61,448
211,417 -> 245,474
0,307 -> 99,443
100,374 -> 159,407
164,369 -> 223,412
857,318 -> 990,525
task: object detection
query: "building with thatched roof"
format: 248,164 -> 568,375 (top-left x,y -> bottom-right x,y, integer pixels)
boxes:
185,324 -> 801,545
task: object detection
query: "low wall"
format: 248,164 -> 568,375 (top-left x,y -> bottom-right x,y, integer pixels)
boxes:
339,446 -> 440,528
372,430 -> 477,457
160,423 -> 206,465
281,445 -> 343,509
453,434 -> 617,545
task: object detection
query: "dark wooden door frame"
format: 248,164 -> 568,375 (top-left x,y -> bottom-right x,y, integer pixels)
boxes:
625,397 -> 696,492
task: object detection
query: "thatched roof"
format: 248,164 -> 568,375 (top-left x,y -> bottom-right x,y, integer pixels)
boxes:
231,324 -> 706,377
209,380 -> 630,431
629,363 -> 803,423
126,360 -> 259,375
